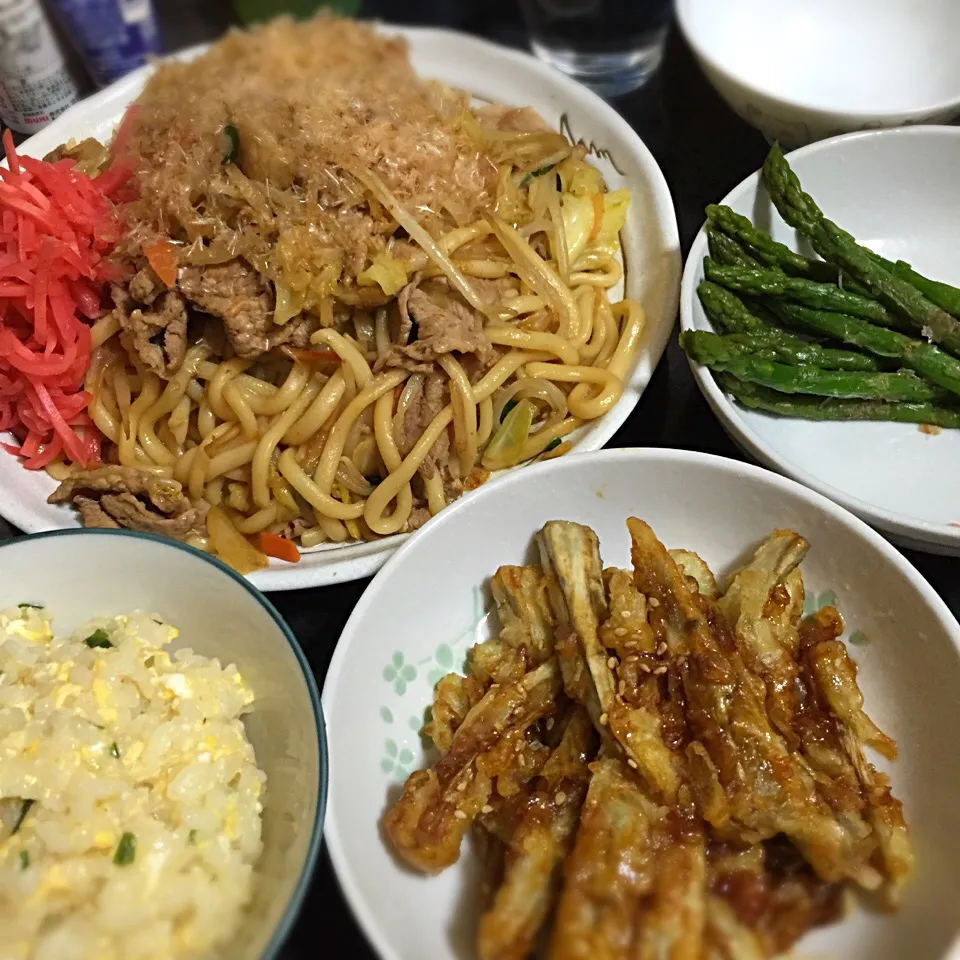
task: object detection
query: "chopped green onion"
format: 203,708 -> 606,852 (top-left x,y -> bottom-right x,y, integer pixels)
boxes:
113,832 -> 136,866
187,829 -> 197,846
221,123 -> 239,164
110,742 -> 120,759
18,603 -> 43,610
519,161 -> 558,187
499,398 -> 518,423
18,850 -> 28,870
84,629 -> 113,649
12,799 -> 34,835
544,438 -> 562,453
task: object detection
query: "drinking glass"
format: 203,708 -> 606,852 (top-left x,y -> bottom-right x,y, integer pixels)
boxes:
519,0 -> 672,97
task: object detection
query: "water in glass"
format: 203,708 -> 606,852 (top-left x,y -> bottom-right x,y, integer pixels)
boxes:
520,0 -> 672,97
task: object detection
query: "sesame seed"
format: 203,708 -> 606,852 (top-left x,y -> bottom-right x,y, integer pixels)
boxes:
649,597 -> 660,608
454,810 -> 467,820
639,661 -> 652,673
653,665 -> 668,676
627,759 -> 638,770
607,656 -> 617,669
481,805 -> 493,814
618,680 -> 626,696
546,718 -> 554,730
627,655 -> 639,663
554,791 -> 567,805
657,642 -> 668,656
613,627 -> 628,637
599,713 -> 608,726
457,781 -> 467,792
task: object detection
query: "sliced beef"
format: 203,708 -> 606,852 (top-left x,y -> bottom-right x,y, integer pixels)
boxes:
392,274 -> 418,346
48,466 -> 208,542
279,311 -> 320,350
113,285 -> 188,379
129,265 -> 163,305
405,289 -> 492,362
378,278 -> 493,372
178,259 -> 318,359
178,260 -> 275,359
401,506 -> 432,533
395,372 -> 450,479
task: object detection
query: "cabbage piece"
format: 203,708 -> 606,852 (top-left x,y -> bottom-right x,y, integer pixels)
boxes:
274,279 -> 306,325
561,159 -> 604,198
593,189 -> 631,257
207,506 -> 267,574
561,194 -> 597,265
358,251 -> 408,296
483,398 -> 535,469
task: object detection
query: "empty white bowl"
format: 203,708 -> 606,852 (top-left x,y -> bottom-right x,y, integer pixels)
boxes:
677,0 -> 960,146
323,448 -> 960,960
0,530 -> 326,959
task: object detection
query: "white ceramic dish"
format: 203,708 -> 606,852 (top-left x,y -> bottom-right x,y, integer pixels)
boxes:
0,528 -> 326,958
681,125 -> 960,555
0,25 -> 681,592
677,0 -> 960,146
322,447 -> 960,960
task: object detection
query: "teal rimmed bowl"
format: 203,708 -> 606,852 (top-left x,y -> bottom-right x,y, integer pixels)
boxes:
0,529 -> 326,959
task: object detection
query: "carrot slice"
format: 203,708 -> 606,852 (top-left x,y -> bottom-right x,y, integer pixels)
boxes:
287,347 -> 339,364
257,531 -> 302,563
143,239 -> 178,287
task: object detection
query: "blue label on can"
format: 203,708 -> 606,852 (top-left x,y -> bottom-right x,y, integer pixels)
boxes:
49,0 -> 161,87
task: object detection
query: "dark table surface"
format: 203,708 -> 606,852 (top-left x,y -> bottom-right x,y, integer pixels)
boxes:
94,1 -> 960,956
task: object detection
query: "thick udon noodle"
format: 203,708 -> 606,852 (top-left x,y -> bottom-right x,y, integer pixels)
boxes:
54,109 -> 643,550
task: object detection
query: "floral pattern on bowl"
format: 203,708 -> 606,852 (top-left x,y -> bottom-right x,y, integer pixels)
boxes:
376,584 -> 493,781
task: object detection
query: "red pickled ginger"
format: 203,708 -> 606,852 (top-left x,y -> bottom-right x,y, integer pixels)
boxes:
0,127 -> 129,469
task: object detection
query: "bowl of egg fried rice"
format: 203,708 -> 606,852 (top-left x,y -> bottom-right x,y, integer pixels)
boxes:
0,529 -> 326,960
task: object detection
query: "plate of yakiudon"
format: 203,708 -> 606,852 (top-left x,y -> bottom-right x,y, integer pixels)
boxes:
0,14 -> 679,589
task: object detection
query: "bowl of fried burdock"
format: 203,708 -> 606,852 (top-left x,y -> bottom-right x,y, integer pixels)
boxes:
321,448 -> 960,960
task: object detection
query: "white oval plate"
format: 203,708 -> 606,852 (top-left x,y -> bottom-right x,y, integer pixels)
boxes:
0,25 -> 680,590
681,126 -> 960,556
322,447 -> 960,960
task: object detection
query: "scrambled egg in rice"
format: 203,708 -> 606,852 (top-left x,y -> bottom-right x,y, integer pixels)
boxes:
0,607 -> 265,960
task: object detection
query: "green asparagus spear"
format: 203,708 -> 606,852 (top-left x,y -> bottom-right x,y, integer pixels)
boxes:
867,251 -> 960,319
698,280 -> 827,345
703,260 -> 897,325
681,330 -> 943,401
695,286 -> 883,371
762,143 -> 960,355
706,204 -> 837,280
763,299 -> 960,396
722,333 -> 886,371
707,228 -> 760,268
716,373 -> 960,429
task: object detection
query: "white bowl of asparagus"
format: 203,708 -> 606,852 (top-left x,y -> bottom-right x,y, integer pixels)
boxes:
680,125 -> 960,555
